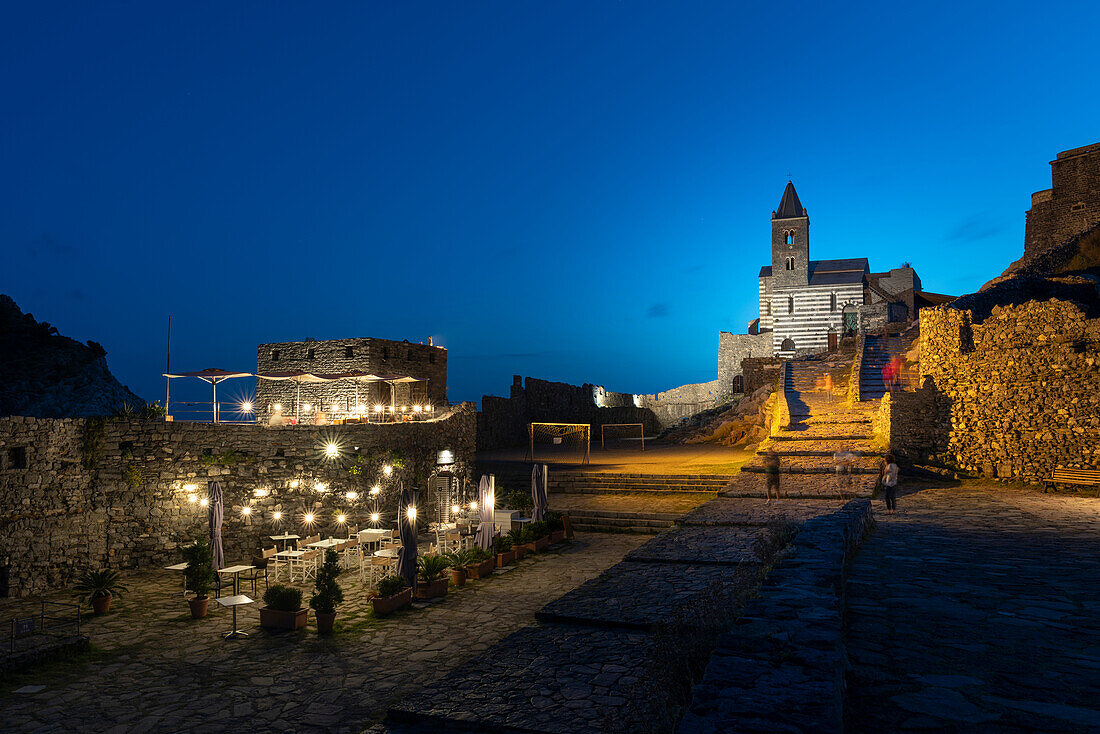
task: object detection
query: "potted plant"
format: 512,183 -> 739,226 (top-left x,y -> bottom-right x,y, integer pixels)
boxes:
546,511 -> 566,544
416,554 -> 451,599
465,547 -> 495,580
182,538 -> 216,619
494,536 -> 515,567
507,528 -> 528,560
310,549 -> 344,633
444,549 -> 473,587
260,585 -> 308,630
529,521 -> 551,551
371,574 -> 412,616
72,569 -> 128,615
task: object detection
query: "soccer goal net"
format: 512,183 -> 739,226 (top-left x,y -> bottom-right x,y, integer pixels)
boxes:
600,423 -> 645,451
527,423 -> 590,464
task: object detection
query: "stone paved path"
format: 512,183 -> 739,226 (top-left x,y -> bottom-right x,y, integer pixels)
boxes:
847,483 -> 1100,732
0,534 -> 647,733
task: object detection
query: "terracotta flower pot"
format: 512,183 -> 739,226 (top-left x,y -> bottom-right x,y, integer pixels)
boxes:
315,611 -> 336,633
534,536 -> 550,551
451,567 -> 467,587
259,607 -> 308,630
465,559 -> 495,580
188,596 -> 210,620
371,587 -> 412,616
496,550 -> 516,568
91,594 -> 112,615
520,542 -> 538,554
513,546 -> 527,561
550,530 -> 565,544
416,578 -> 448,599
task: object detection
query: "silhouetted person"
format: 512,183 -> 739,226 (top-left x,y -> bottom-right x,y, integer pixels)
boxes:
882,453 -> 899,512
764,451 -> 781,502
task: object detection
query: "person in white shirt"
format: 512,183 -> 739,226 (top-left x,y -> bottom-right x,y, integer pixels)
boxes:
882,453 -> 899,512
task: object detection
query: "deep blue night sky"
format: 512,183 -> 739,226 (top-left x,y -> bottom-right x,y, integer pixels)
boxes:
3,2 -> 1099,409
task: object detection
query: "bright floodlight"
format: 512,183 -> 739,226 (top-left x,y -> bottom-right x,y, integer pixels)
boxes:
370,512 -> 380,522
241,506 -> 251,516
188,494 -> 197,504
240,401 -> 254,413
414,405 -> 421,413
315,482 -> 328,492
273,510 -> 283,521
303,513 -> 315,524
407,506 -> 416,521
183,483 -> 196,492
290,480 -> 300,489
469,501 -> 477,511
324,442 -> 339,458
346,491 -> 358,500
374,404 -> 383,413
383,465 -> 393,476
303,403 -> 312,412
200,497 -> 209,507
337,514 -> 346,524
370,485 -> 380,495
274,403 -> 282,412
451,504 -> 460,514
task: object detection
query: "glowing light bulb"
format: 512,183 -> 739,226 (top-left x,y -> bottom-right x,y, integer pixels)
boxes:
303,403 -> 312,412
370,485 -> 380,495
407,506 -> 417,521
254,488 -> 269,498
469,501 -> 477,511
370,512 -> 380,522
241,506 -> 251,516
315,482 -> 328,492
337,514 -> 346,524
241,401 -> 253,413
374,404 -> 383,413
383,465 -> 393,476
324,442 -> 339,458
290,480 -> 300,489
304,513 -> 314,524
274,404 -> 282,412
200,497 -> 209,507
273,511 -> 283,521
188,494 -> 197,504
414,405 -> 422,413
356,404 -> 365,413
346,491 -> 358,500
451,504 -> 460,514
183,483 -> 196,492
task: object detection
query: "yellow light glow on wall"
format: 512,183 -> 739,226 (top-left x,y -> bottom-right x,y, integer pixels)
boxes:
303,513 -> 315,524
324,443 -> 339,458
241,506 -> 251,516
290,480 -> 300,489
370,512 -> 380,522
188,494 -> 197,504
337,514 -> 346,524
346,491 -> 358,500
315,482 -> 328,492
273,510 -> 283,521
370,485 -> 380,495
200,498 -> 209,507
383,465 -> 393,476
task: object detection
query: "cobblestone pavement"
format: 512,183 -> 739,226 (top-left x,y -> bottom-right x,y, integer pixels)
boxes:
0,534 -> 647,733
551,491 -> 713,516
847,483 -> 1100,732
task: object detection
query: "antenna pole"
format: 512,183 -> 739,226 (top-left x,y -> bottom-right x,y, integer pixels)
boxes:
164,315 -> 172,420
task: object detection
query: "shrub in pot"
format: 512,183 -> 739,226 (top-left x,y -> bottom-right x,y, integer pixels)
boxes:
182,538 -> 216,619
260,585 -> 307,630
73,569 -> 128,615
372,574 -> 411,616
546,511 -> 566,543
416,554 -> 451,599
494,536 -> 515,567
465,547 -> 495,579
529,521 -> 551,551
507,528 -> 529,559
444,549 -> 473,587
309,549 -> 344,633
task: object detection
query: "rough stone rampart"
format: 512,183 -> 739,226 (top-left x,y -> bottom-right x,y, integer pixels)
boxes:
0,406 -> 475,596
886,301 -> 1100,478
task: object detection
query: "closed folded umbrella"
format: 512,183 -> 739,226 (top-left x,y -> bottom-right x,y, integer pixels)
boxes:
531,463 -> 548,522
474,475 -> 496,552
208,480 -> 225,571
396,486 -> 419,588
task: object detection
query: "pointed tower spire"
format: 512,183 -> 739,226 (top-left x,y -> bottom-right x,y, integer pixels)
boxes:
774,181 -> 805,219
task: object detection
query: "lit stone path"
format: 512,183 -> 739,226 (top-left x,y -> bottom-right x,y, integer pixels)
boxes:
846,483 -> 1100,732
0,533 -> 647,733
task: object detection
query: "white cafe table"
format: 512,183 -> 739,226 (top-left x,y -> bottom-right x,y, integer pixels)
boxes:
373,548 -> 398,558
218,565 -> 255,596
165,562 -> 189,596
307,538 -> 344,551
272,550 -> 304,580
270,533 -> 300,550
216,594 -> 253,639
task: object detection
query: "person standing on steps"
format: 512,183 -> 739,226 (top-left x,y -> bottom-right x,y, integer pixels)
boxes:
764,451 -> 781,502
881,453 -> 899,512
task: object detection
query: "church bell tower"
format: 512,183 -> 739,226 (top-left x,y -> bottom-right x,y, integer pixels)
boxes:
771,181 -> 809,289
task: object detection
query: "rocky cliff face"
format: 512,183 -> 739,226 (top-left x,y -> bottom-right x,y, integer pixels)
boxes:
0,295 -> 145,417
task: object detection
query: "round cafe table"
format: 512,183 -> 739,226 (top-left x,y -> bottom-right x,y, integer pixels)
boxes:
373,548 -> 398,558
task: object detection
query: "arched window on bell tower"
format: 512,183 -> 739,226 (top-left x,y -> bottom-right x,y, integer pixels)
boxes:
785,230 -> 795,245
785,256 -> 795,271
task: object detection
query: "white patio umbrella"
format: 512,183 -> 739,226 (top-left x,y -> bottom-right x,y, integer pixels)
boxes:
255,370 -> 334,421
208,480 -> 225,571
474,475 -> 496,552
531,463 -> 548,522
376,375 -> 421,420
163,368 -> 252,423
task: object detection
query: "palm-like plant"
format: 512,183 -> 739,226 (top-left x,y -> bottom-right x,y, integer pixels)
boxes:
417,554 -> 452,582
443,548 -> 475,569
72,569 -> 128,604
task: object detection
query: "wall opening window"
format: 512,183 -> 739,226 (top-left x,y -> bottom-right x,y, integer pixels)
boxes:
271,350 -> 280,362
7,446 -> 27,470
785,231 -> 795,245
830,293 -> 838,311
732,375 -> 744,394
382,347 -> 389,361
785,256 -> 795,271
307,348 -> 315,360
344,346 -> 354,358
765,300 -> 771,316
780,337 -> 795,351
787,296 -> 794,314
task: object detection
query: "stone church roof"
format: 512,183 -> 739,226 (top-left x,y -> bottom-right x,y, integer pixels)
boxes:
759,258 -> 869,285
773,181 -> 806,219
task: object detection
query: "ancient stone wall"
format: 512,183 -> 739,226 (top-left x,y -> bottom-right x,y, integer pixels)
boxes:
742,357 -> 783,396
888,301 -> 1100,478
1024,142 -> 1100,257
254,336 -> 447,417
718,331 -> 773,394
0,406 -> 476,596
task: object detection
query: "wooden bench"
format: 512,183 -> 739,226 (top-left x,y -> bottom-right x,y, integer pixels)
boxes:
1045,468 -> 1100,495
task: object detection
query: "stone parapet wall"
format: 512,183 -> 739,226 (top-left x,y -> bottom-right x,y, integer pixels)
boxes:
742,357 -> 783,396
0,406 -> 476,596
679,499 -> 875,733
893,301 -> 1100,478
718,331 -> 773,394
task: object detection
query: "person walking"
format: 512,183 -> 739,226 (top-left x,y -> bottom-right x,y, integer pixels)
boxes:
881,453 -> 899,512
764,451 -> 781,503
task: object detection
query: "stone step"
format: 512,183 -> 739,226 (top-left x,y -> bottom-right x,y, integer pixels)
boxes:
771,433 -> 873,441
742,454 -> 881,474
723,472 -> 875,498
567,509 -> 682,522
570,521 -> 671,534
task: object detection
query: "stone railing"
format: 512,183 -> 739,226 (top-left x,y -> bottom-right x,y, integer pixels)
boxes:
678,499 -> 875,733
847,332 -> 866,406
